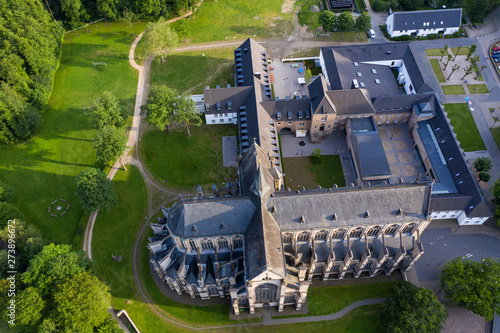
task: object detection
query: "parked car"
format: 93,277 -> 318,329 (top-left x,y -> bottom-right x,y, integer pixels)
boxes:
492,54 -> 500,59
495,58 -> 500,63
367,29 -> 375,38
494,46 -> 500,51
492,51 -> 500,55
298,68 -> 303,74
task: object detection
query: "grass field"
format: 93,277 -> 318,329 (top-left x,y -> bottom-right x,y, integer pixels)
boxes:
0,22 -> 144,243
282,155 -> 346,190
150,48 -> 235,94
491,128 -> 500,150
450,46 -> 470,56
139,124 -> 238,191
442,85 -> 465,95
429,59 -> 445,82
426,48 -> 448,56
298,0 -> 321,32
170,0 -> 294,43
444,103 -> 486,151
468,84 -> 488,94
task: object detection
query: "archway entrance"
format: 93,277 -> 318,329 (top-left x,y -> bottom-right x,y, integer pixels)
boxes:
279,127 -> 292,135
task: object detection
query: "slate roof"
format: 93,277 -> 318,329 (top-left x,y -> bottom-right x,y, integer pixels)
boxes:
325,89 -> 374,115
390,8 -> 462,31
260,99 -> 312,120
269,183 -> 432,231
167,197 -> 256,238
203,86 -> 253,114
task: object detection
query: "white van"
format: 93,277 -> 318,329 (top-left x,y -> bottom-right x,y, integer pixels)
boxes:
368,29 -> 376,39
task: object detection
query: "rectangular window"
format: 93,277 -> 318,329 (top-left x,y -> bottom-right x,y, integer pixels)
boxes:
212,120 -> 216,124
220,119 -> 224,123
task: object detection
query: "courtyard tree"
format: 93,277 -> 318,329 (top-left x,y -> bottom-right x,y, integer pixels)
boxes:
461,65 -> 474,80
474,156 -> 493,172
319,11 -> 336,32
355,11 -> 371,38
338,11 -> 355,38
382,281 -> 447,333
469,54 -> 480,67
174,94 -> 202,136
440,257 -> 500,320
443,54 -> 453,70
440,44 -> 449,61
74,168 -> 118,214
467,44 -> 477,60
305,68 -> 312,84
142,17 -> 179,63
92,92 -> 127,130
447,64 -> 460,80
479,172 -> 490,182
141,84 -> 177,132
52,272 -> 111,332
311,147 -> 322,164
120,8 -> 137,36
95,126 -> 128,170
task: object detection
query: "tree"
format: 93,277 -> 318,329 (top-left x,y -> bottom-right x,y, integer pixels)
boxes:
479,172 -> 490,182
461,65 -> 474,80
92,92 -> 127,130
143,17 -> 179,63
8,287 -> 44,327
465,0 -> 491,23
52,273 -> 111,332
338,11 -> 355,38
120,8 -> 137,36
441,257 -> 500,320
469,54 -> 480,67
443,54 -> 453,70
95,126 -> 128,170
97,0 -> 118,20
318,11 -> 337,32
400,0 -> 424,10
467,44 -> 477,60
74,168 -> 118,214
492,179 -> 500,204
0,202 -> 23,229
305,68 -> 312,84
174,93 -> 202,136
61,0 -> 86,28
475,64 -> 487,79
141,84 -> 177,132
355,11 -> 371,38
311,147 -> 322,164
473,156 -> 493,172
175,19 -> 190,42
447,64 -> 460,80
453,45 -> 462,61
382,281 -> 447,333
372,0 -> 391,11
440,44 -> 449,61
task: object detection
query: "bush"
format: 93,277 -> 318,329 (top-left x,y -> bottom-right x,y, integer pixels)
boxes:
311,148 -> 322,164
0,182 -> 14,203
474,157 -> 493,172
392,35 -> 414,41
0,202 -> 23,229
479,172 -> 490,182
372,0 -> 391,11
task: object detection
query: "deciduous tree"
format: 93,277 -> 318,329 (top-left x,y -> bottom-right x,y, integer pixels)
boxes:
10,287 -> 44,327
355,11 -> 371,38
319,11 -> 336,32
174,93 -> 202,136
473,156 -> 493,172
143,17 -> 179,63
382,281 -> 447,333
92,92 -> 127,130
338,11 -> 355,38
141,84 -> 177,132
95,126 -> 128,170
120,8 -> 137,36
74,168 -> 118,214
0,202 -> 23,229
440,257 -> 500,320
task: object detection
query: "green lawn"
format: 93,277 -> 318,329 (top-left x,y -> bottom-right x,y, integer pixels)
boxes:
429,59 -> 445,82
426,48 -> 448,56
150,48 -> 235,94
491,128 -> 500,150
468,84 -> 488,94
0,22 -> 144,244
450,46 -> 470,56
298,0 -> 321,32
442,85 -> 465,95
139,124 -> 238,191
282,155 -> 346,190
473,64 -> 484,81
170,0 -> 294,43
444,103 -> 486,151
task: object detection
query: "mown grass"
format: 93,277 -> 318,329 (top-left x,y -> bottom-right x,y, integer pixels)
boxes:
429,59 -> 445,82
170,0 -> 294,43
442,85 -> 465,95
468,84 -> 488,94
491,127 -> 500,150
426,48 -> 448,56
298,0 -> 321,32
444,103 -> 486,151
139,124 -> 238,191
282,155 -> 346,190
450,46 -> 470,56
0,22 -> 143,243
150,48 -> 235,94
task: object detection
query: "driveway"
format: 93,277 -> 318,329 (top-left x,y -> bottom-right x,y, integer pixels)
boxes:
363,0 -> 389,43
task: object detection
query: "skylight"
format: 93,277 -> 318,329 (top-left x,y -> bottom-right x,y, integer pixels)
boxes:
375,79 -> 381,84
353,62 -> 359,67
371,69 -> 377,74
356,72 -> 362,77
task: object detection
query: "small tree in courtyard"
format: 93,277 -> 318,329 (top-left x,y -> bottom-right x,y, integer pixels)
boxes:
479,172 -> 490,182
440,257 -> 500,321
75,168 -> 118,214
311,147 -> 322,164
338,11 -> 355,39
473,156 -> 493,172
382,281 -> 447,333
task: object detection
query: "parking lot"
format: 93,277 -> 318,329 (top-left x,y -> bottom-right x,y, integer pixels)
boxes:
271,60 -> 308,100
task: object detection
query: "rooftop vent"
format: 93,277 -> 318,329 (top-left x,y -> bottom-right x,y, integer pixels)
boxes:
300,215 -> 305,223
371,69 -> 377,74
365,211 -> 370,218
375,79 -> 381,84
220,223 -> 226,230
332,213 -> 338,221
397,208 -> 404,217
192,225 -> 197,232
353,62 -> 359,67
272,205 -> 277,213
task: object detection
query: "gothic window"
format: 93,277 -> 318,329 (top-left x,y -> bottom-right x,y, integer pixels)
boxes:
238,297 -> 249,305
233,236 -> 243,248
255,283 -> 278,303
314,230 -> 328,240
282,233 -> 293,243
189,239 -> 197,251
297,231 -> 310,242
314,265 -> 323,272
201,238 -> 214,250
384,224 -> 399,235
366,226 -> 381,237
331,229 -> 346,239
218,237 -> 229,249
349,227 -> 363,238
284,295 -> 296,303
208,286 -> 219,295
401,223 -> 417,234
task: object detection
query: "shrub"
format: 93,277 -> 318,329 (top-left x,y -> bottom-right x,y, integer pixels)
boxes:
311,148 -> 322,164
372,0 -> 391,12
479,172 -> 490,182
474,157 -> 493,172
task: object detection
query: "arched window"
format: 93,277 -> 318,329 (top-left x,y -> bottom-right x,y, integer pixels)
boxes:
297,231 -> 310,242
331,228 -> 346,239
384,224 -> 399,235
366,226 -> 381,237
282,233 -> 293,243
189,239 -> 197,251
349,227 -> 363,238
218,237 -> 229,249
314,230 -> 328,240
255,283 -> 278,302
402,223 -> 417,234
200,238 -> 214,250
233,236 -> 244,248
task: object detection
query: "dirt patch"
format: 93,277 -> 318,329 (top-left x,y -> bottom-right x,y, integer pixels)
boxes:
281,0 -> 295,14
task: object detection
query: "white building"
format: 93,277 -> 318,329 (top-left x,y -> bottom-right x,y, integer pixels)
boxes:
386,8 -> 462,38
